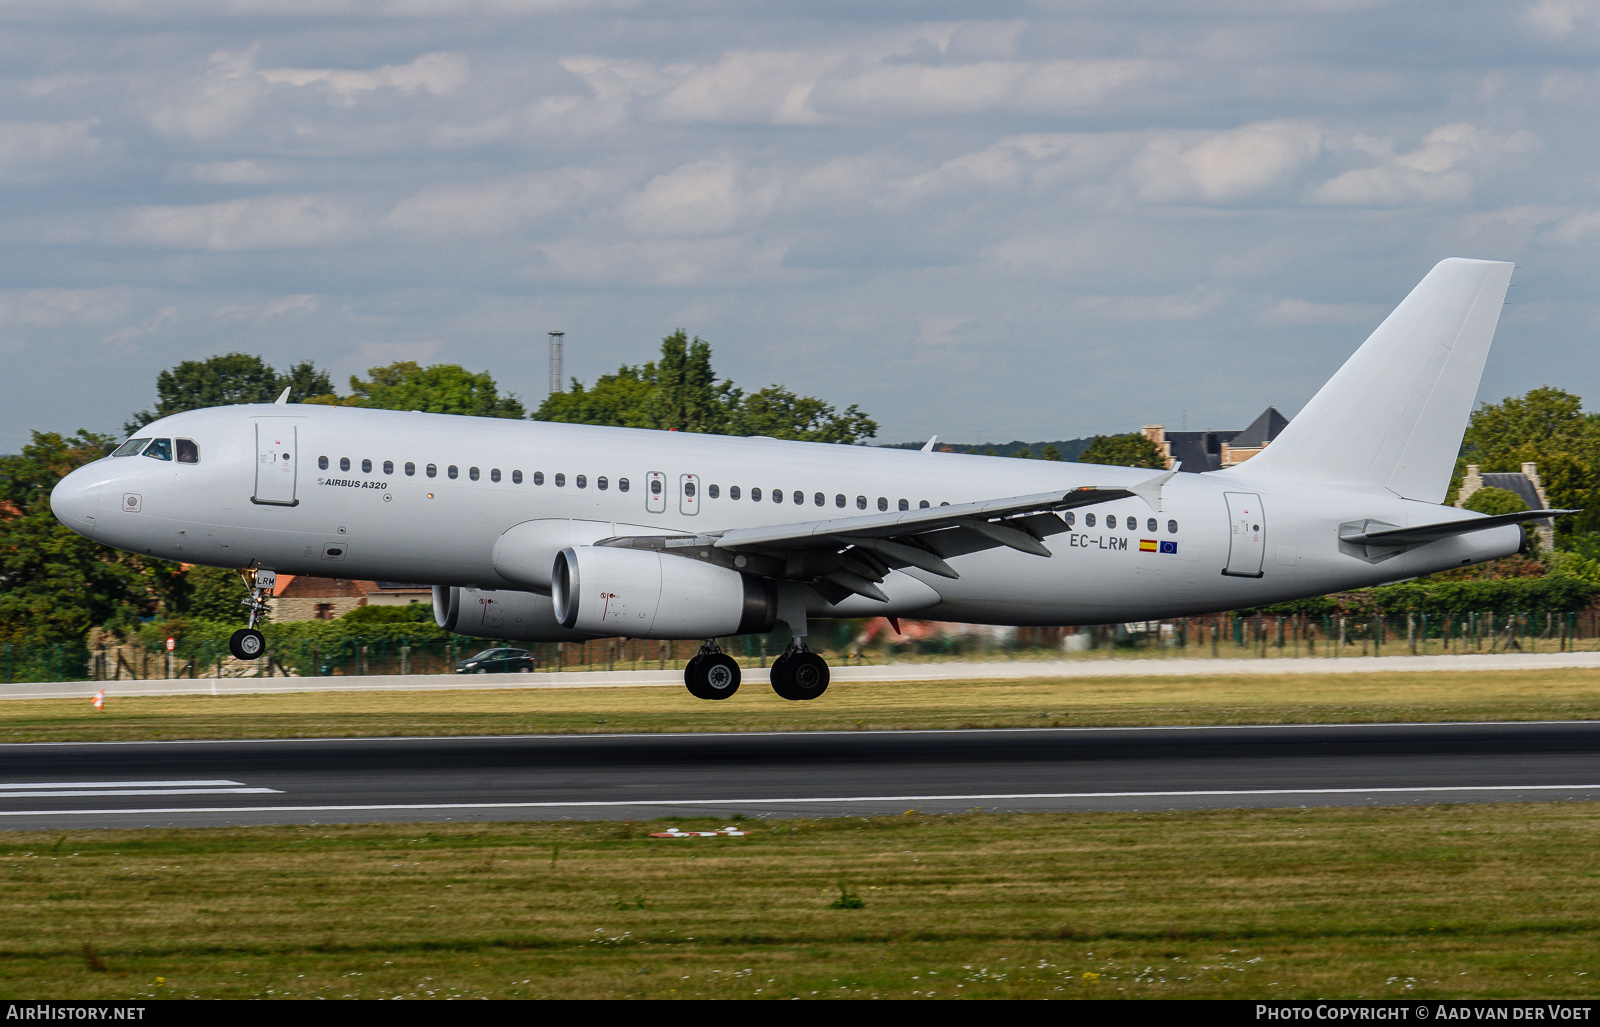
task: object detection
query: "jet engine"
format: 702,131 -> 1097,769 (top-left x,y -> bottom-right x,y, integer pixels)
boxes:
433,585 -> 599,642
551,545 -> 776,639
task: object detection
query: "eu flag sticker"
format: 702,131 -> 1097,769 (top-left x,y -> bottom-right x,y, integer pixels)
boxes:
1159,540 -> 1178,555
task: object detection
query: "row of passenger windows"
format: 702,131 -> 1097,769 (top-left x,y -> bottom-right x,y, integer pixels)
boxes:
314,455 -> 1181,531
317,456 -> 629,492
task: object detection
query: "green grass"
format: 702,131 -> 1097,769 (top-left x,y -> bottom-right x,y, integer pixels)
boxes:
2,805 -> 1598,999
5,668 -> 1600,743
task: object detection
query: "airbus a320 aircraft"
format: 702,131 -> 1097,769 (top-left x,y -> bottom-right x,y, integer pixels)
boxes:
52,258 -> 1567,701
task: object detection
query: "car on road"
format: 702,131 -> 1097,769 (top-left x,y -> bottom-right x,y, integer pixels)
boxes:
455,647 -> 537,674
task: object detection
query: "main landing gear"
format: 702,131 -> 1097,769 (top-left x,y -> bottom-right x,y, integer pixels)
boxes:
770,643 -> 829,701
228,568 -> 274,661
681,641 -> 831,701
684,642 -> 742,700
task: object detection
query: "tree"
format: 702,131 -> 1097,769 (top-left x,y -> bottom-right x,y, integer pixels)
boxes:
1041,445 -> 1062,461
646,331 -> 728,434
0,430 -> 182,646
1463,387 -> 1597,470
532,331 -> 877,444
166,565 -> 247,624
727,385 -> 877,444
1078,433 -> 1165,469
125,353 -> 338,433
1463,486 -> 1527,517
343,361 -> 526,418
1015,448 -> 1033,459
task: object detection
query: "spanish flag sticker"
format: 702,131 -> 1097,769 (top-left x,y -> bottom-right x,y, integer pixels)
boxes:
1139,539 -> 1158,552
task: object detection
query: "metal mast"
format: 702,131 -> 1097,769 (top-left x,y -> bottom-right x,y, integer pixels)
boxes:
548,331 -> 565,397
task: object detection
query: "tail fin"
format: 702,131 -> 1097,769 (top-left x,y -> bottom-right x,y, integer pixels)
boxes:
1244,257 -> 1514,503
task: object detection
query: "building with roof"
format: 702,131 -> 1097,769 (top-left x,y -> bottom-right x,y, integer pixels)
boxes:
1457,462 -> 1554,551
269,576 -> 433,622
1141,407 -> 1289,473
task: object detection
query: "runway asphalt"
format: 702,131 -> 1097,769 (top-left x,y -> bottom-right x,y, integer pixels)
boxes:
1,720 -> 1597,829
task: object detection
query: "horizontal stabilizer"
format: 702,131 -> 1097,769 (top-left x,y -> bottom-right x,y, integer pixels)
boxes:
1340,509 -> 1576,548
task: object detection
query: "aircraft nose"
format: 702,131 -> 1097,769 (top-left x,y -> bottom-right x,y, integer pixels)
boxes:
50,466 -> 101,539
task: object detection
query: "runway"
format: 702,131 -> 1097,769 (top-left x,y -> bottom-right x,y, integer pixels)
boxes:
1,720 -> 1598,829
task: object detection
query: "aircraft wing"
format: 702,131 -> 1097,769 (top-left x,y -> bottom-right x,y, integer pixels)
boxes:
1340,509 -> 1577,548
597,470 -> 1177,604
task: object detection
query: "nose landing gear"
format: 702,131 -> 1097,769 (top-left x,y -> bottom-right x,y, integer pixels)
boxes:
684,641 -> 741,700
228,568 -> 275,661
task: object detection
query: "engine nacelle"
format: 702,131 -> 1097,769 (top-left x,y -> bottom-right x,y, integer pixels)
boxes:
433,585 -> 599,642
551,545 -> 776,639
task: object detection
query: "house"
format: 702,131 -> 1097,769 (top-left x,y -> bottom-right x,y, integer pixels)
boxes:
1141,407 -> 1289,473
1457,462 -> 1554,551
269,576 -> 433,622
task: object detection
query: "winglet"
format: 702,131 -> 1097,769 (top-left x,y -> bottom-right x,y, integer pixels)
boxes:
1127,470 -> 1177,513
275,386 -> 291,405
921,435 -> 938,453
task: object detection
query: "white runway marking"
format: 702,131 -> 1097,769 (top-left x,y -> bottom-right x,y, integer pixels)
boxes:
0,779 -> 282,799
1,783 -> 1597,817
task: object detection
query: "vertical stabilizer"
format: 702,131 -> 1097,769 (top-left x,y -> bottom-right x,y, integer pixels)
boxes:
1244,258 -> 1514,503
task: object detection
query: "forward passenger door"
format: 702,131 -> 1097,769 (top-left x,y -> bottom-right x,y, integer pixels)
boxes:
253,420 -> 298,506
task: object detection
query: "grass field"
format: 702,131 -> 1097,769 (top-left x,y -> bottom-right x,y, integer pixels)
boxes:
4,668 -> 1600,743
2,804 -> 1597,999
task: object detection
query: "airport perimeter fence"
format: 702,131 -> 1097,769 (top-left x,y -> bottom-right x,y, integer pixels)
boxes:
9,609 -> 1600,684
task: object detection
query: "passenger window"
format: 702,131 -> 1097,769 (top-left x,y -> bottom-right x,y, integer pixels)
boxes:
683,480 -> 693,497
619,478 -> 629,492
793,490 -> 803,504
1147,518 -> 1157,533
1168,519 -> 1178,533
512,470 -> 522,484
555,473 -> 566,487
836,494 -> 845,508
898,499 -> 909,511
774,489 -> 783,503
857,496 -> 867,510
176,439 -> 199,463
113,438 -> 151,457
919,500 -> 929,508
1064,512 -> 1075,528
707,483 -> 718,499
1086,513 -> 1096,527
490,468 -> 501,483
730,486 -> 741,500
598,476 -> 608,491
448,465 -> 459,479
469,467 -> 480,481
751,488 -> 762,502
405,462 -> 415,476
362,458 -> 372,473
877,497 -> 887,512
814,492 -> 824,507
340,457 -> 350,472
426,464 -> 437,478
534,472 -> 544,485
577,474 -> 587,488
649,478 -> 661,495
143,439 -> 173,461
383,460 -> 394,475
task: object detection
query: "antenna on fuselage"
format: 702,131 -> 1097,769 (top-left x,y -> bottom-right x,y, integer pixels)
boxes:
548,331 -> 565,398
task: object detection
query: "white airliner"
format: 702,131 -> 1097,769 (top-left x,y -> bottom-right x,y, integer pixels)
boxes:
52,258 -> 1566,700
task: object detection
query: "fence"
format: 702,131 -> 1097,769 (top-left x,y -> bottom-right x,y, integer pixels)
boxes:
7,609 -> 1600,684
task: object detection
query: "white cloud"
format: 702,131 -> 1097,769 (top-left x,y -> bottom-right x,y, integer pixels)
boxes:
213,295 -> 322,322
0,287 -> 133,328
113,195 -> 365,250
528,236 -> 789,287
1308,123 -> 1538,206
386,167 -> 626,235
182,160 -> 287,184
1074,287 -> 1228,321
1525,0 -> 1600,36
619,159 -> 782,237
261,52 -> 469,103
0,120 -> 101,182
1256,298 -> 1388,326
1133,120 -> 1322,203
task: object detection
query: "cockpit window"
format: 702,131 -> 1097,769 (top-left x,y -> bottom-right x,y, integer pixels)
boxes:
142,438 -> 173,461
113,438 -> 150,457
176,439 -> 199,464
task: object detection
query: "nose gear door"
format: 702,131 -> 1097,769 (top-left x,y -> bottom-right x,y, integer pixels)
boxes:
253,421 -> 298,506
1223,491 -> 1264,577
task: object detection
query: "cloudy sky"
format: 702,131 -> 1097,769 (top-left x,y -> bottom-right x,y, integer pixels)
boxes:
2,0 -> 1599,450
